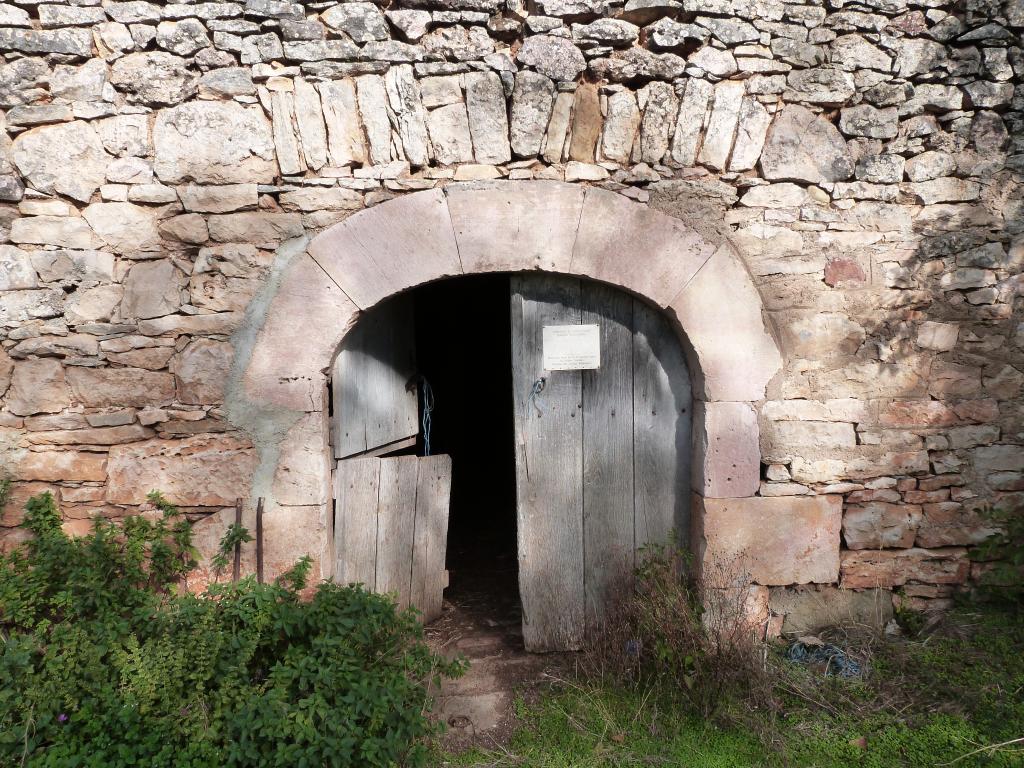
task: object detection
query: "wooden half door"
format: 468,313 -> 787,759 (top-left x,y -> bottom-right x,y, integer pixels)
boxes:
330,293 -> 452,623
510,275 -> 692,652
334,454 -> 452,622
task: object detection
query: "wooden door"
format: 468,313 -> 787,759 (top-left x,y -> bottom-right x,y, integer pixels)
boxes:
511,275 -> 691,652
334,454 -> 452,622
331,294 -> 418,459
331,294 -> 452,622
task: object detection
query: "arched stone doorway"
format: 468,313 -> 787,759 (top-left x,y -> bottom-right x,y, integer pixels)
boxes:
226,180 -> 786,633
328,272 -> 695,651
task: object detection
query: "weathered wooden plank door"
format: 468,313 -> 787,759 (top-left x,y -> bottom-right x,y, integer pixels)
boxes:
331,294 -> 452,622
331,295 -> 419,459
511,275 -> 691,652
633,302 -> 692,552
511,276 -> 586,652
334,454 -> 452,622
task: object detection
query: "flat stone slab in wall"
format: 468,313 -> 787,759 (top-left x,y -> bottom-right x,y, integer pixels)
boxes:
769,586 -> 894,636
694,495 -> 842,586
106,434 -> 257,506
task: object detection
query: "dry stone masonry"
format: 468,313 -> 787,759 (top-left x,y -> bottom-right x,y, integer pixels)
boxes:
0,0 -> 1022,628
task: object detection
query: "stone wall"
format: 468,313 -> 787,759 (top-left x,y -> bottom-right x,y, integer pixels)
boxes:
0,0 -> 1021,621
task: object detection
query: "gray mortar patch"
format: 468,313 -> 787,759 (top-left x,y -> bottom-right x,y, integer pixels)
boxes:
225,233 -> 311,505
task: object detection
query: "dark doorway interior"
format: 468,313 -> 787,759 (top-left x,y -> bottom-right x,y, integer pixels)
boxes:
411,275 -> 521,635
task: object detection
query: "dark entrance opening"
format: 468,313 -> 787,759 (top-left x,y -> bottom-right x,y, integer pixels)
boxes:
411,275 -> 521,638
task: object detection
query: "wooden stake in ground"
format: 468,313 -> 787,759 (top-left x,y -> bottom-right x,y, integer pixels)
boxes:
256,497 -> 264,584
232,498 -> 242,582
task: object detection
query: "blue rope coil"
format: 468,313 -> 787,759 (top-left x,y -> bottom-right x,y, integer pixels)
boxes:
786,640 -> 863,678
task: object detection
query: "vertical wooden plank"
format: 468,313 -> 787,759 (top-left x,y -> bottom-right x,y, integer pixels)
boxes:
332,296 -> 419,459
410,454 -> 453,623
334,457 -> 380,589
633,298 -> 693,553
511,274 -> 585,652
375,455 -> 419,609
581,283 -> 635,633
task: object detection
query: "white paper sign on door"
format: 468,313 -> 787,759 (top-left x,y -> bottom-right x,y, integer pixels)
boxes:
542,324 -> 601,371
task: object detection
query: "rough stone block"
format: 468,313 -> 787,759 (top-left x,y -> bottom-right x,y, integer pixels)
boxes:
66,367 -> 175,408
427,102 -> 475,165
777,310 -> 864,359
11,120 -> 108,203
446,181 -> 584,274
172,338 -> 233,405
790,450 -> 930,484
6,359 -> 69,416
769,586 -> 893,635
915,504 -> 999,548
762,399 -> 870,423
308,188 -> 461,309
972,445 -> 1024,472
668,242 -> 782,401
509,71 -> 555,158
178,183 -> 258,213
207,212 -> 303,245
843,502 -> 922,549
692,495 -> 842,586
16,450 -> 107,482
153,102 -> 276,184
760,104 -> 853,183
121,259 -> 186,319
692,401 -> 760,498
26,425 -> 155,446
697,80 -> 744,172
879,400 -> 959,428
840,547 -> 969,589
240,251 -> 357,412
761,420 -> 857,463
464,71 -> 510,164
10,216 -> 103,250
599,89 -> 640,163
106,434 -> 257,506
569,186 -> 716,307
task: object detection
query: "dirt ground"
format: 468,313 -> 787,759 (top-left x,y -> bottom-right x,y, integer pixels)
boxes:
425,552 -> 570,753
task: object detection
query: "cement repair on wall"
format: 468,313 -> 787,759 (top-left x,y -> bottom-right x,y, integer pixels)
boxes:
0,0 -> 1021,627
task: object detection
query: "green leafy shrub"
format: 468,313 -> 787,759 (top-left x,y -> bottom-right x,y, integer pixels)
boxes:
0,492 -> 464,767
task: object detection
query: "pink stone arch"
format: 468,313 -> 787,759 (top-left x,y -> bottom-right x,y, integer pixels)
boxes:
232,181 -> 783,581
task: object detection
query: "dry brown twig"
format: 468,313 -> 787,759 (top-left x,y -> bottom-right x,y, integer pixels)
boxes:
936,736 -> 1024,766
